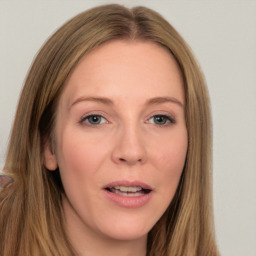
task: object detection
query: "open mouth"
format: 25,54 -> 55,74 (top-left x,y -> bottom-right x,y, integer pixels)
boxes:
105,185 -> 152,197
103,181 -> 153,207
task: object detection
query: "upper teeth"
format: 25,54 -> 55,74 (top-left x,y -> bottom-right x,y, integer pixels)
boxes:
113,186 -> 142,192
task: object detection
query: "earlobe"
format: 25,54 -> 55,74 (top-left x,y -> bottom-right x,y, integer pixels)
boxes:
43,140 -> 58,171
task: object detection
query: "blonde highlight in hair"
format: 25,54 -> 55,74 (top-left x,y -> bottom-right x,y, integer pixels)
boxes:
0,4 -> 219,255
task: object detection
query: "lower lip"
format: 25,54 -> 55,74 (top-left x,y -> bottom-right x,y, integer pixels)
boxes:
103,189 -> 153,208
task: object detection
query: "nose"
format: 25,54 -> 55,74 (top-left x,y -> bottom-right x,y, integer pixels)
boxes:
111,125 -> 147,166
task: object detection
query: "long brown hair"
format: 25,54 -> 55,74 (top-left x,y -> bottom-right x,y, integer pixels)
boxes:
0,4 -> 219,255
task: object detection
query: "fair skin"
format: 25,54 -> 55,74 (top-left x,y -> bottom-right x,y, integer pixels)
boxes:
44,40 -> 187,256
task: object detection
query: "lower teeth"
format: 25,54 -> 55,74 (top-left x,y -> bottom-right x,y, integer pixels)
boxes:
107,188 -> 145,197
114,190 -> 143,197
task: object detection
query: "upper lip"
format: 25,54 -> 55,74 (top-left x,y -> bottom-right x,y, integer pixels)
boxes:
104,180 -> 153,191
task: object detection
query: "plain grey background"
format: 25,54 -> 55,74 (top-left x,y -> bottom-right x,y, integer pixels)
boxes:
0,1 -> 256,255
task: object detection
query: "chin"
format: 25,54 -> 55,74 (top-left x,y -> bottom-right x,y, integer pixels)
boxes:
102,228 -> 148,242
96,216 -> 154,242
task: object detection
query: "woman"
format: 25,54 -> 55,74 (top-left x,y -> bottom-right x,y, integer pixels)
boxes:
0,4 -> 220,256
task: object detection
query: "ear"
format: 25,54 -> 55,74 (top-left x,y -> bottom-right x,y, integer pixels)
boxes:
43,139 -> 58,171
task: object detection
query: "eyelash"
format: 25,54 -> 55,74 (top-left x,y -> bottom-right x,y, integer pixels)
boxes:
79,114 -> 176,127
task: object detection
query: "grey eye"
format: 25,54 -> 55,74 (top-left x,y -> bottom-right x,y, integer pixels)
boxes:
81,115 -> 107,125
148,115 -> 175,125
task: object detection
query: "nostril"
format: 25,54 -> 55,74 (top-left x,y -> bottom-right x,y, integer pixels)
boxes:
119,158 -> 142,163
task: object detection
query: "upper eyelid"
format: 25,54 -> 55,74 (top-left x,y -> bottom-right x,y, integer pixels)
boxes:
79,111 -> 109,120
146,111 -> 176,121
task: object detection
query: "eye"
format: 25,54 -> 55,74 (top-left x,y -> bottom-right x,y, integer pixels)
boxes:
148,115 -> 175,126
80,115 -> 107,125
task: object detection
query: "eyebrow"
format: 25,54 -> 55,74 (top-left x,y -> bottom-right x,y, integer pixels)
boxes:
69,96 -> 184,110
69,96 -> 114,110
146,96 -> 184,108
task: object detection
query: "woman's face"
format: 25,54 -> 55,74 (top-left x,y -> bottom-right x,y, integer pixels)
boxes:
44,40 -> 187,243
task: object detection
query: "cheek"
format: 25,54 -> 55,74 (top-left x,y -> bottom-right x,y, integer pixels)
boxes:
151,128 -> 187,192
153,129 -> 187,171
55,127 -> 110,185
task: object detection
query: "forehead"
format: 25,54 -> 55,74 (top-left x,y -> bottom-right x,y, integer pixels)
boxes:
61,39 -> 184,106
